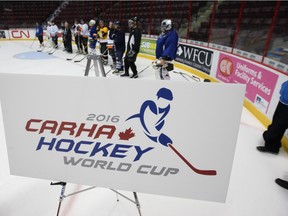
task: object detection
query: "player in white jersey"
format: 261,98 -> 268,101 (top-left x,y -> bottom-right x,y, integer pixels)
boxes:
80,19 -> 89,54
50,21 -> 59,48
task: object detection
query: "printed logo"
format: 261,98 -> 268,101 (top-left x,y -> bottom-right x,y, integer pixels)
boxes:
25,88 -> 216,177
127,88 -> 217,176
219,57 -> 234,76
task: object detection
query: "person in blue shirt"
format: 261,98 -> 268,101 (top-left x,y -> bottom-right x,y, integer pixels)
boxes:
88,19 -> 97,51
257,80 -> 288,154
109,20 -> 125,74
153,19 -> 178,80
35,22 -> 43,48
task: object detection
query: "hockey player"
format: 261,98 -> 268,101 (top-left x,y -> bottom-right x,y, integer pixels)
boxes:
153,19 -> 178,80
72,19 -> 81,53
108,21 -> 116,68
63,21 -> 72,53
121,17 -> 142,78
109,21 -> 125,74
97,20 -> 109,65
81,19 -> 89,54
35,22 -> 43,48
89,19 -> 97,51
46,21 -> 53,47
50,21 -> 59,48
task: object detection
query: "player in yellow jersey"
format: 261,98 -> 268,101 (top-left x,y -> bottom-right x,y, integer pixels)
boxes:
97,20 -> 109,65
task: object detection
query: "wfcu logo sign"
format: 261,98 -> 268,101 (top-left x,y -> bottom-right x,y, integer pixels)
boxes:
25,88 -> 216,177
176,44 -> 213,74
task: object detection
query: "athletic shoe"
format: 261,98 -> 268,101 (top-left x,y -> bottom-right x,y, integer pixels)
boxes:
256,146 -> 279,155
130,74 -> 138,79
112,69 -> 121,74
275,178 -> 288,190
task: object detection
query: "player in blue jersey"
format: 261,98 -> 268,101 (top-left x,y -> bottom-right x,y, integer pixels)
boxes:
88,19 -> 97,52
35,22 -> 44,48
153,19 -> 179,80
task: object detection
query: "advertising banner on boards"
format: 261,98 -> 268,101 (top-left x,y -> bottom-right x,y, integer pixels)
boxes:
140,38 -> 157,56
0,74 -> 245,202
175,43 -> 214,74
216,53 -> 279,114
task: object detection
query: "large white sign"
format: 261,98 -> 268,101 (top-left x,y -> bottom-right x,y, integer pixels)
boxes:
0,74 -> 245,202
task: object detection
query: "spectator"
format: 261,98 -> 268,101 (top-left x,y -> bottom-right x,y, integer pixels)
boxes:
257,80 -> 288,154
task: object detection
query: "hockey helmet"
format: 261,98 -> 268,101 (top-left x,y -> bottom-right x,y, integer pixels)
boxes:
128,17 -> 139,28
114,20 -> 121,26
89,19 -> 96,26
161,19 -> 173,32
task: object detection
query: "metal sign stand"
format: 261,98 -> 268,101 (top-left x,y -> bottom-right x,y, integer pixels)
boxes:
84,52 -> 106,77
51,53 -> 142,216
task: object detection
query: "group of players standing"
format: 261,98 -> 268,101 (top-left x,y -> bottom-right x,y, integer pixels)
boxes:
36,17 -> 178,80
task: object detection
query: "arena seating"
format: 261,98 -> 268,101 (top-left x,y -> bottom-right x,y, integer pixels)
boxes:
0,1 -> 61,29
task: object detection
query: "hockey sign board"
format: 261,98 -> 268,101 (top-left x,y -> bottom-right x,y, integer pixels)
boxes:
0,74 -> 245,202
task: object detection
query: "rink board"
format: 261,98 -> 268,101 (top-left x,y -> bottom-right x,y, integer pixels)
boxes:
0,73 -> 245,202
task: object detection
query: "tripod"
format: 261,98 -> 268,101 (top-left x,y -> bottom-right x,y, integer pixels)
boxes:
51,56 -> 142,216
51,182 -> 142,216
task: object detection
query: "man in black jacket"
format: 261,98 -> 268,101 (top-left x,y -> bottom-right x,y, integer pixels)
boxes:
121,17 -> 142,78
63,21 -> 72,53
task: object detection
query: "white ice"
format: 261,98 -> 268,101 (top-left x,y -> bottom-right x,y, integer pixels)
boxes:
0,40 -> 287,216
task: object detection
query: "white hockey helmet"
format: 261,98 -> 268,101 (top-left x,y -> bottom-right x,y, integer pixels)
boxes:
161,19 -> 173,32
89,19 -> 96,26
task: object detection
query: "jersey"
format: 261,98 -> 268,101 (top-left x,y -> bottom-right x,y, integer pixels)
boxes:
156,29 -> 178,60
81,23 -> 89,38
50,24 -> 59,37
127,27 -> 141,53
36,25 -> 43,37
47,25 -> 52,37
97,26 -> 109,43
280,80 -> 288,105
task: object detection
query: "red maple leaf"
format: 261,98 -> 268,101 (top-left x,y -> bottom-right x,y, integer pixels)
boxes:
119,128 -> 135,141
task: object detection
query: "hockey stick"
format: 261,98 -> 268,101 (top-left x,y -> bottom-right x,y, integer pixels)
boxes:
74,43 -> 89,62
74,55 -> 87,63
138,63 -> 152,75
29,37 -> 36,48
48,41 -> 63,55
37,37 -> 51,52
168,144 -> 217,176
50,181 -> 67,216
173,71 -> 201,82
66,53 -> 81,61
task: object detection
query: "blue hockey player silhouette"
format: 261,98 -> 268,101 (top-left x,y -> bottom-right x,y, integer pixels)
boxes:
127,87 -> 217,176
127,88 -> 173,146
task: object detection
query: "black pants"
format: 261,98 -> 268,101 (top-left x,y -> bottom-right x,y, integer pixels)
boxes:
65,38 -> 72,53
109,47 -> 116,64
75,34 -> 81,51
124,55 -> 138,75
80,37 -> 88,53
52,35 -> 58,47
263,102 -> 288,151
37,35 -> 43,44
100,42 -> 108,62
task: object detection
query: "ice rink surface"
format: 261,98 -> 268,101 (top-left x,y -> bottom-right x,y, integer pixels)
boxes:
0,40 -> 287,216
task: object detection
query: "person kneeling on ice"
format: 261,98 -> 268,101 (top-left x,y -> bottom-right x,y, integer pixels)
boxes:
153,19 -> 178,80
109,21 -> 125,74
89,19 -> 97,52
35,21 -> 43,48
